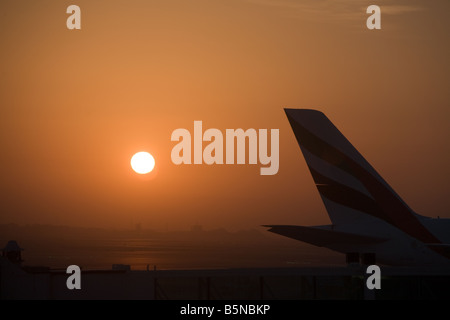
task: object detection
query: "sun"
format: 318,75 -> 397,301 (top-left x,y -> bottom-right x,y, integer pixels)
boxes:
131,152 -> 155,174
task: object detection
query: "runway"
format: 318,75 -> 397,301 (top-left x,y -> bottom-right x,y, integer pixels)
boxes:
2,256 -> 450,299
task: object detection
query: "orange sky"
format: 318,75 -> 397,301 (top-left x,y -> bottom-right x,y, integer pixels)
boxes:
0,0 -> 449,230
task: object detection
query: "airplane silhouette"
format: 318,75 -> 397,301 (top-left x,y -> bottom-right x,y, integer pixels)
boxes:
265,109 -> 450,266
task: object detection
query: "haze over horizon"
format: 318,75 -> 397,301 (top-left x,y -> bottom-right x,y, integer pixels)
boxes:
0,0 -> 449,231
0,223 -> 344,269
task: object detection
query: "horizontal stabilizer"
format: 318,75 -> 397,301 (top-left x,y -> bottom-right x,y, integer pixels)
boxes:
425,244 -> 450,259
264,225 -> 387,247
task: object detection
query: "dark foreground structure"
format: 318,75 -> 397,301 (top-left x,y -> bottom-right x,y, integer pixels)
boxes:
2,254 -> 450,300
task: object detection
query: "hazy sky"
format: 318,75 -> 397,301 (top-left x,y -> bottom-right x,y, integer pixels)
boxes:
0,0 -> 449,230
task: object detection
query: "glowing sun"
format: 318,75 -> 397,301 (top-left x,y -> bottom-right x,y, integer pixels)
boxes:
131,152 -> 155,174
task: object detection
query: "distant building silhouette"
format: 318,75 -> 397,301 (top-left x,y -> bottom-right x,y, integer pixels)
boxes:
2,240 -> 23,264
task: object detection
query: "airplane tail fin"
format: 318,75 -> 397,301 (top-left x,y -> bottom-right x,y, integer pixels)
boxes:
284,108 -> 438,243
